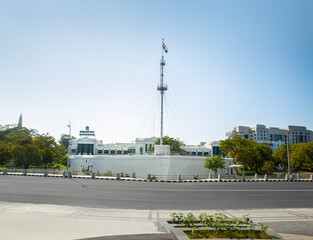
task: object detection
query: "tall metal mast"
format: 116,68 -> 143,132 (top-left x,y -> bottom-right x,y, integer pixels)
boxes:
157,39 -> 168,145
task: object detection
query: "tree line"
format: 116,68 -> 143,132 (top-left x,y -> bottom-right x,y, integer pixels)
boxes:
204,135 -> 313,175
0,125 -> 72,169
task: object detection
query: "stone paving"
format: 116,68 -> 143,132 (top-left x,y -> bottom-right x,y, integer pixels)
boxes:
0,201 -> 313,239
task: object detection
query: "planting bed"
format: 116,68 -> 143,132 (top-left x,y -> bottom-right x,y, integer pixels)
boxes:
158,212 -> 283,240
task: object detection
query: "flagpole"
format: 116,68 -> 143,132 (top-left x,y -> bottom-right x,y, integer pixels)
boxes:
160,39 -> 165,145
162,38 -> 164,58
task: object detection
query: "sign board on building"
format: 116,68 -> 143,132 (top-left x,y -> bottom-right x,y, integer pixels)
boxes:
79,130 -> 95,136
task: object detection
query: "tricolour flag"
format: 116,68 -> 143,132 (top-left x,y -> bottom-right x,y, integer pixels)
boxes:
162,42 -> 168,53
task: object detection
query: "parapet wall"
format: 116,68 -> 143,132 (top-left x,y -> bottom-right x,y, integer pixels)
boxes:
70,155 -> 234,176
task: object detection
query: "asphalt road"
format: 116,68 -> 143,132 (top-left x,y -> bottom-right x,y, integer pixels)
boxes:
1,175 -> 313,210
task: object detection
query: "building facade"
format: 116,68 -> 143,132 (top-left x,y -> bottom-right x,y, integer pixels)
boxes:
69,126 -> 159,156
229,124 -> 312,150
69,126 -> 234,175
69,126 -> 225,157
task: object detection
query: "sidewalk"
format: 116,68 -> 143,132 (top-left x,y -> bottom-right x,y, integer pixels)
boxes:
0,201 -> 312,240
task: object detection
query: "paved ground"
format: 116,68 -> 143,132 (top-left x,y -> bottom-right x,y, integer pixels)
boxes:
0,202 -> 313,240
0,175 -> 313,210
1,176 -> 313,239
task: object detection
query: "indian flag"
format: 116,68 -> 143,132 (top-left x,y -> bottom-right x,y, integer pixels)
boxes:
162,42 -> 168,53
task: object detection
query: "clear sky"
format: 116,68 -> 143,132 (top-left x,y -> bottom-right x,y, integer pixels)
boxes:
1,0 -> 313,144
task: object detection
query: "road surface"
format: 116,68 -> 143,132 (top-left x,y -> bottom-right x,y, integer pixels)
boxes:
1,175 -> 312,210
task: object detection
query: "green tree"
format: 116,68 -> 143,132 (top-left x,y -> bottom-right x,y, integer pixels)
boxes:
0,140 -> 11,166
154,136 -> 186,154
241,142 -> 272,173
219,136 -> 247,165
53,144 -> 68,166
34,134 -> 57,167
0,124 -> 68,168
204,155 -> 225,177
58,134 -> 76,149
220,136 -> 273,173
11,144 -> 42,168
0,124 -> 38,141
261,161 -> 275,173
303,142 -> 313,170
290,142 -> 313,171
272,144 -> 288,166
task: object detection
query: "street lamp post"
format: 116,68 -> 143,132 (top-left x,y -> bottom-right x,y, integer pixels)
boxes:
67,121 -> 71,173
286,131 -> 290,177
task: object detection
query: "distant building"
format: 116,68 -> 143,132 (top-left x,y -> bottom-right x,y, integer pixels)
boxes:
228,124 -> 313,150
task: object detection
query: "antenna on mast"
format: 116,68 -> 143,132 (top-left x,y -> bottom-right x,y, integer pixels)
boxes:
157,38 -> 168,145
155,39 -> 170,155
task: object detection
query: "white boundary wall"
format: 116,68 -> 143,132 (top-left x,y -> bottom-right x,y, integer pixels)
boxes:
70,155 -> 234,176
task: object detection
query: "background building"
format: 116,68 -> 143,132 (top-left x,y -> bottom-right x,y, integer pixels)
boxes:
228,124 -> 312,150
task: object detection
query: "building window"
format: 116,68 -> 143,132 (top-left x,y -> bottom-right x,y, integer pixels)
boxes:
213,146 -> 222,156
274,135 -> 282,141
78,144 -> 94,155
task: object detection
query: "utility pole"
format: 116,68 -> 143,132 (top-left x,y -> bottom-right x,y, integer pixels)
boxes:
67,120 -> 71,173
286,131 -> 290,176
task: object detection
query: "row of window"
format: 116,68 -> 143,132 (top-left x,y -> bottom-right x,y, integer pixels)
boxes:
186,152 -> 210,156
97,150 -> 129,155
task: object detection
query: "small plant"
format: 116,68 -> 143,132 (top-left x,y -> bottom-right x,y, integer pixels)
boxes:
125,173 -> 130,177
170,212 -> 184,223
258,223 -> 268,232
183,213 -> 197,233
151,175 -> 157,180
247,223 -> 256,233
240,214 -> 253,225
104,170 -> 112,176
198,213 -> 208,227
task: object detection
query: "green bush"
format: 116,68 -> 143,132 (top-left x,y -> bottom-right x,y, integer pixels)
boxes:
237,170 -> 255,176
104,170 -> 112,176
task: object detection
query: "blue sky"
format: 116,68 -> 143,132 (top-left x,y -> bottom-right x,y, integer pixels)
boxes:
1,0 -> 313,144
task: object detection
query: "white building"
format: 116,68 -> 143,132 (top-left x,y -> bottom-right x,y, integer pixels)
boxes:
70,126 -> 225,157
69,126 -> 233,175
69,126 -> 158,156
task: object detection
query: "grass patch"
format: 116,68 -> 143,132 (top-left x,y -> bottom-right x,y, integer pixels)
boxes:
184,229 -> 271,239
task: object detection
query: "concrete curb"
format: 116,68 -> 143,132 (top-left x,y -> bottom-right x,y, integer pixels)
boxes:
1,171 -> 313,183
